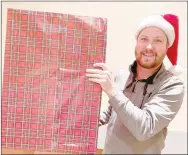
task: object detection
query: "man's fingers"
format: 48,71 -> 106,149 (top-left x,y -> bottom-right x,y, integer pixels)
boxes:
88,78 -> 105,84
86,69 -> 106,75
93,63 -> 109,71
86,68 -> 111,76
86,73 -> 106,79
93,63 -> 112,79
86,68 -> 112,81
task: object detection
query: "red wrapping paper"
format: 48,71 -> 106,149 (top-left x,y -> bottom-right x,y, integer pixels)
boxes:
2,8 -> 107,154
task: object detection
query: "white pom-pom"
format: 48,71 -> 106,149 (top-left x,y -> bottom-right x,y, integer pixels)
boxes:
168,65 -> 183,76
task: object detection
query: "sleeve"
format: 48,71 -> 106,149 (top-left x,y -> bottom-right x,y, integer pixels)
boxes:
108,78 -> 185,141
98,69 -> 129,127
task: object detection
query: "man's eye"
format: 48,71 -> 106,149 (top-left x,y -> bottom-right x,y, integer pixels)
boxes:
156,39 -> 162,42
141,38 -> 147,41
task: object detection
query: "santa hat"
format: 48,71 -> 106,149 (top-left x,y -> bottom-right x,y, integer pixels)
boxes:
135,14 -> 183,76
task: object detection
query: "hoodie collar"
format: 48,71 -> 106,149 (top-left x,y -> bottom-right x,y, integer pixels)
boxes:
129,60 -> 165,84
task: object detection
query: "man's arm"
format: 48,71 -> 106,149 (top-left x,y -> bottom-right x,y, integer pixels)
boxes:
108,77 -> 185,141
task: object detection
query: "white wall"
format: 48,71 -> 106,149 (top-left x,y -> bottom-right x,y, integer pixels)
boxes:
2,2 -> 187,153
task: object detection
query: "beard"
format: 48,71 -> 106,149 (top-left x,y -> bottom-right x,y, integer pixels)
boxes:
135,49 -> 165,69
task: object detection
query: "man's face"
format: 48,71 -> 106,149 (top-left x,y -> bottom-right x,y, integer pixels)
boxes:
135,26 -> 168,69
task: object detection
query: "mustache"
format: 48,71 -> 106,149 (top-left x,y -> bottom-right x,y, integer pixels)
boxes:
135,49 -> 159,57
140,50 -> 156,56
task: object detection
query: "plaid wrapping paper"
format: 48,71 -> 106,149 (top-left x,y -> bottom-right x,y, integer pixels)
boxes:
2,8 -> 107,154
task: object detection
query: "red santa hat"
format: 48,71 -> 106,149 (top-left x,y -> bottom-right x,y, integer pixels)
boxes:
135,14 -> 183,76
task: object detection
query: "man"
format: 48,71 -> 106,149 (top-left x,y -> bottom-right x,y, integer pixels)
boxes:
86,14 -> 185,154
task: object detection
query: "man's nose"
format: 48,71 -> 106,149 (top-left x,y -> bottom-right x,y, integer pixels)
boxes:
146,44 -> 153,50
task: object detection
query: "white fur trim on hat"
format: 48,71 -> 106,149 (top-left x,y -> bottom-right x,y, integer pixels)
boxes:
168,65 -> 183,76
135,15 -> 175,47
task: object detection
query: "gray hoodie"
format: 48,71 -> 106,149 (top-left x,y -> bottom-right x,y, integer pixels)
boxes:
100,61 -> 185,154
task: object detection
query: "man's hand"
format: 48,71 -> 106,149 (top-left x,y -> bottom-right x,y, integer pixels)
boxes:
86,63 -> 116,98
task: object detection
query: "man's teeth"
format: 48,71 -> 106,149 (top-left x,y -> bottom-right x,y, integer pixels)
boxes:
143,53 -> 153,57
